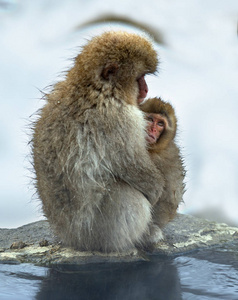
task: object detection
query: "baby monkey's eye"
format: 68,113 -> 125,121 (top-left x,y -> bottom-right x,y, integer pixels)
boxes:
146,116 -> 154,122
157,121 -> 164,127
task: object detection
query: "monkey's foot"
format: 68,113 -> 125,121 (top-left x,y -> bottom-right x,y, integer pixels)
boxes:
147,224 -> 164,244
137,224 -> 163,252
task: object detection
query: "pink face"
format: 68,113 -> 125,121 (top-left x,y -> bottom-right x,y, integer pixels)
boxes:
146,113 -> 166,144
137,75 -> 148,104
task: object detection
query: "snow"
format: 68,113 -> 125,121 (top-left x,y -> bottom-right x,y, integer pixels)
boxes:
0,0 -> 237,228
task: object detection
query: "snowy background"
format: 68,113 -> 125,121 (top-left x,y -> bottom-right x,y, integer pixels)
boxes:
0,0 -> 237,228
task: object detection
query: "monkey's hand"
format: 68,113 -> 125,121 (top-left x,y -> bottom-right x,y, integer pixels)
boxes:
146,172 -> 165,206
120,162 -> 165,206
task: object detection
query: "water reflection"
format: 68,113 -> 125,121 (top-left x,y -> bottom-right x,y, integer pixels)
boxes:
36,259 -> 182,300
0,264 -> 47,300
176,256 -> 238,299
1,244 -> 238,300
177,244 -> 238,300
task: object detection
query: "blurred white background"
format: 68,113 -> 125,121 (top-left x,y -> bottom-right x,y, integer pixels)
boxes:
0,0 -> 237,228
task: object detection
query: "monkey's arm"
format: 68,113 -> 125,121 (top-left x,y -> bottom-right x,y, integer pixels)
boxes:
95,108 -> 165,205
114,148 -> 165,205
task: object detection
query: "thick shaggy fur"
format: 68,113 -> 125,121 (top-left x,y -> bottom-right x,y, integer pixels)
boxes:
32,31 -> 165,252
140,97 -> 185,228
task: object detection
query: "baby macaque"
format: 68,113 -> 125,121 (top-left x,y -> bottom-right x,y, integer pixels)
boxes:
140,97 -> 185,230
32,31 -> 165,253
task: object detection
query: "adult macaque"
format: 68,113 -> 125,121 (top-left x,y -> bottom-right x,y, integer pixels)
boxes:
140,97 -> 185,231
32,31 -> 165,253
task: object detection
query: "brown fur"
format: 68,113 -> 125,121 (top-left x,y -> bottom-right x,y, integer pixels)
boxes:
32,31 -> 165,253
140,97 -> 185,229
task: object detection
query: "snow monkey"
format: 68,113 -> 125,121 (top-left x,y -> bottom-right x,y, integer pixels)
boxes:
32,31 -> 165,253
140,97 -> 185,233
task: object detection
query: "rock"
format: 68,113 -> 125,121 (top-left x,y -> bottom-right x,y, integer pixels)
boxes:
10,241 -> 27,249
39,239 -> 49,247
159,214 -> 238,255
0,220 -> 55,249
0,214 -> 237,266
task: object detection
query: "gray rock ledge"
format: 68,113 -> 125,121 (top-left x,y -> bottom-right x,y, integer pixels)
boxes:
0,214 -> 238,266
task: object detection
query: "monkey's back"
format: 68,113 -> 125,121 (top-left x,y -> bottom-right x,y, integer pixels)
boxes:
32,96 -> 148,244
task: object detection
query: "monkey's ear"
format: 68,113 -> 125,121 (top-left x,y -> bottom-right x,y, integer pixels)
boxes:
101,63 -> 119,80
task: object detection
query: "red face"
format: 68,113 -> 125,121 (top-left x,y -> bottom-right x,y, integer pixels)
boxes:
137,75 -> 148,104
146,113 -> 166,144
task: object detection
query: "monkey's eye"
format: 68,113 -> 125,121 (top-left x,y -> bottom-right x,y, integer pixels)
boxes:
157,121 -> 164,127
146,116 -> 154,122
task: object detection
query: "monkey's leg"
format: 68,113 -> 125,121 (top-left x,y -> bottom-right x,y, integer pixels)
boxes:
73,182 -> 152,253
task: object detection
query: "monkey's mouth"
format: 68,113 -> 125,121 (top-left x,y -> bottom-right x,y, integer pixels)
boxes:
137,75 -> 148,103
146,133 -> 157,144
148,134 -> 156,140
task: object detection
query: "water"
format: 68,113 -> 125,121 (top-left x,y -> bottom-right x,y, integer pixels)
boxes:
1,243 -> 238,300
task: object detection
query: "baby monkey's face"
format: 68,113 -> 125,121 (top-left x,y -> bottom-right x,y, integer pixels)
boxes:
145,113 -> 167,144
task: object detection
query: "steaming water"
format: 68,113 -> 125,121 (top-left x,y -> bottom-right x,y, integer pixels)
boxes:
1,243 -> 238,300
